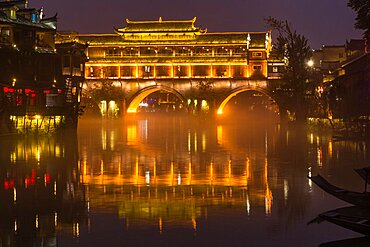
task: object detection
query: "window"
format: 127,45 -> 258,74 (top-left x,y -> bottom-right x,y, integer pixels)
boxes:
272,67 -> 278,73
252,52 -> 262,57
253,65 -> 262,70
63,56 -> 70,67
1,29 -> 10,37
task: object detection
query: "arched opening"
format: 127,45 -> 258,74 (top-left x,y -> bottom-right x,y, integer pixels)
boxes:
217,86 -> 280,120
80,91 -> 102,117
127,85 -> 187,113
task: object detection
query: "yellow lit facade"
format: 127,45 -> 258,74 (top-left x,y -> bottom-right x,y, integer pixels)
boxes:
57,17 -> 272,83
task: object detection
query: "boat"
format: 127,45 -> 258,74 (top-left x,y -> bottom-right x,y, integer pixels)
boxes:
308,175 -> 370,207
319,236 -> 370,247
319,206 -> 370,236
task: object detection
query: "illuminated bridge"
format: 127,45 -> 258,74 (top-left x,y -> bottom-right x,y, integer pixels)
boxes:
57,17 -> 283,116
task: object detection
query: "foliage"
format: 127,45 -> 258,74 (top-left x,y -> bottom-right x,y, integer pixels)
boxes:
348,0 -> 370,44
265,17 -> 312,122
90,80 -> 125,103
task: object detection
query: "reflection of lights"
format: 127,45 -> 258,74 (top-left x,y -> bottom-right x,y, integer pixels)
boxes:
54,181 -> 57,196
188,161 -> 192,185
13,187 -> 16,203
73,223 -> 80,238
153,159 -> 157,178
170,162 -> 174,185
187,130 -> 191,152
217,125 -> 223,145
135,158 -> 139,177
110,130 -> 115,150
317,148 -> 322,167
210,162 -> 213,182
228,160 -> 232,179
202,133 -> 206,152
310,133 -> 314,144
100,160 -> 104,176
265,186 -> 273,215
246,158 -> 250,186
177,173 -> 181,185
201,100 -> 208,111
35,214 -> 39,229
192,216 -> 197,232
159,217 -> 163,234
328,141 -> 333,158
246,193 -> 250,215
102,129 -> 107,150
264,158 -> 273,215
54,212 -> 58,227
284,179 -> 289,201
145,171 -> 150,184
14,220 -> 17,233
194,132 -> 197,153
127,125 -> 137,144
308,167 -> 312,189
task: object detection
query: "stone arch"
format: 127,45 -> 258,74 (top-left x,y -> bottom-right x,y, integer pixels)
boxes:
216,86 -> 280,115
126,85 -> 187,113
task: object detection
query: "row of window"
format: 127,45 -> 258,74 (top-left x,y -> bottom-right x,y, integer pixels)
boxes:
90,47 -> 264,58
87,64 -> 264,78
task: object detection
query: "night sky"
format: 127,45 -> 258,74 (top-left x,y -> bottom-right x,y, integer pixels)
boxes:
32,0 -> 362,49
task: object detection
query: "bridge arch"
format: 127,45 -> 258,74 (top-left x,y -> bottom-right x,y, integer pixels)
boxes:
127,85 -> 187,113
216,86 -> 279,115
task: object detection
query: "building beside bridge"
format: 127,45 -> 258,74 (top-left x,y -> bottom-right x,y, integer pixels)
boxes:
57,17 -> 276,116
0,0 -> 87,133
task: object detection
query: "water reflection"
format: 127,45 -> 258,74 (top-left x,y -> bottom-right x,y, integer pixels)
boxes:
1,116 -> 369,246
0,134 -> 86,246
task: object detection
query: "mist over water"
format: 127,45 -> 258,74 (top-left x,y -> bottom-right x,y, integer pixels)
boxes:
0,111 -> 369,246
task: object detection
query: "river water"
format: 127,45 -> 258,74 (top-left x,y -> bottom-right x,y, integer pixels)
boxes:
0,115 -> 369,246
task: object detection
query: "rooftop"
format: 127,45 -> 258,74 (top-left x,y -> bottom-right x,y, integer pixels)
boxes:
116,17 -> 204,34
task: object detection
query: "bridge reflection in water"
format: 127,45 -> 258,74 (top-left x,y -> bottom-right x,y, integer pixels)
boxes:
1,115 -> 368,246
78,116 -> 278,233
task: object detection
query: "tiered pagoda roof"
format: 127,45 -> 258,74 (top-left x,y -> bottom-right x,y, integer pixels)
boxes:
68,18 -> 270,49
116,17 -> 204,33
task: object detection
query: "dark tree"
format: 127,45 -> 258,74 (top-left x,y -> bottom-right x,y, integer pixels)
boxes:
348,0 -> 370,44
265,17 -> 312,123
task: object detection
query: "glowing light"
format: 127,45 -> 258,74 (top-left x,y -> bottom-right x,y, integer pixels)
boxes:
307,59 -> 314,67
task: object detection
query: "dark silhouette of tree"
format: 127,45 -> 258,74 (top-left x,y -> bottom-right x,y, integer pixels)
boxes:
90,80 -> 125,103
265,17 -> 312,123
348,0 -> 370,45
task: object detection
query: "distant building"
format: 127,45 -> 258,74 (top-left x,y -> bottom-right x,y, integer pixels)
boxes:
311,39 -> 366,83
329,53 -> 370,121
0,0 -> 87,133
